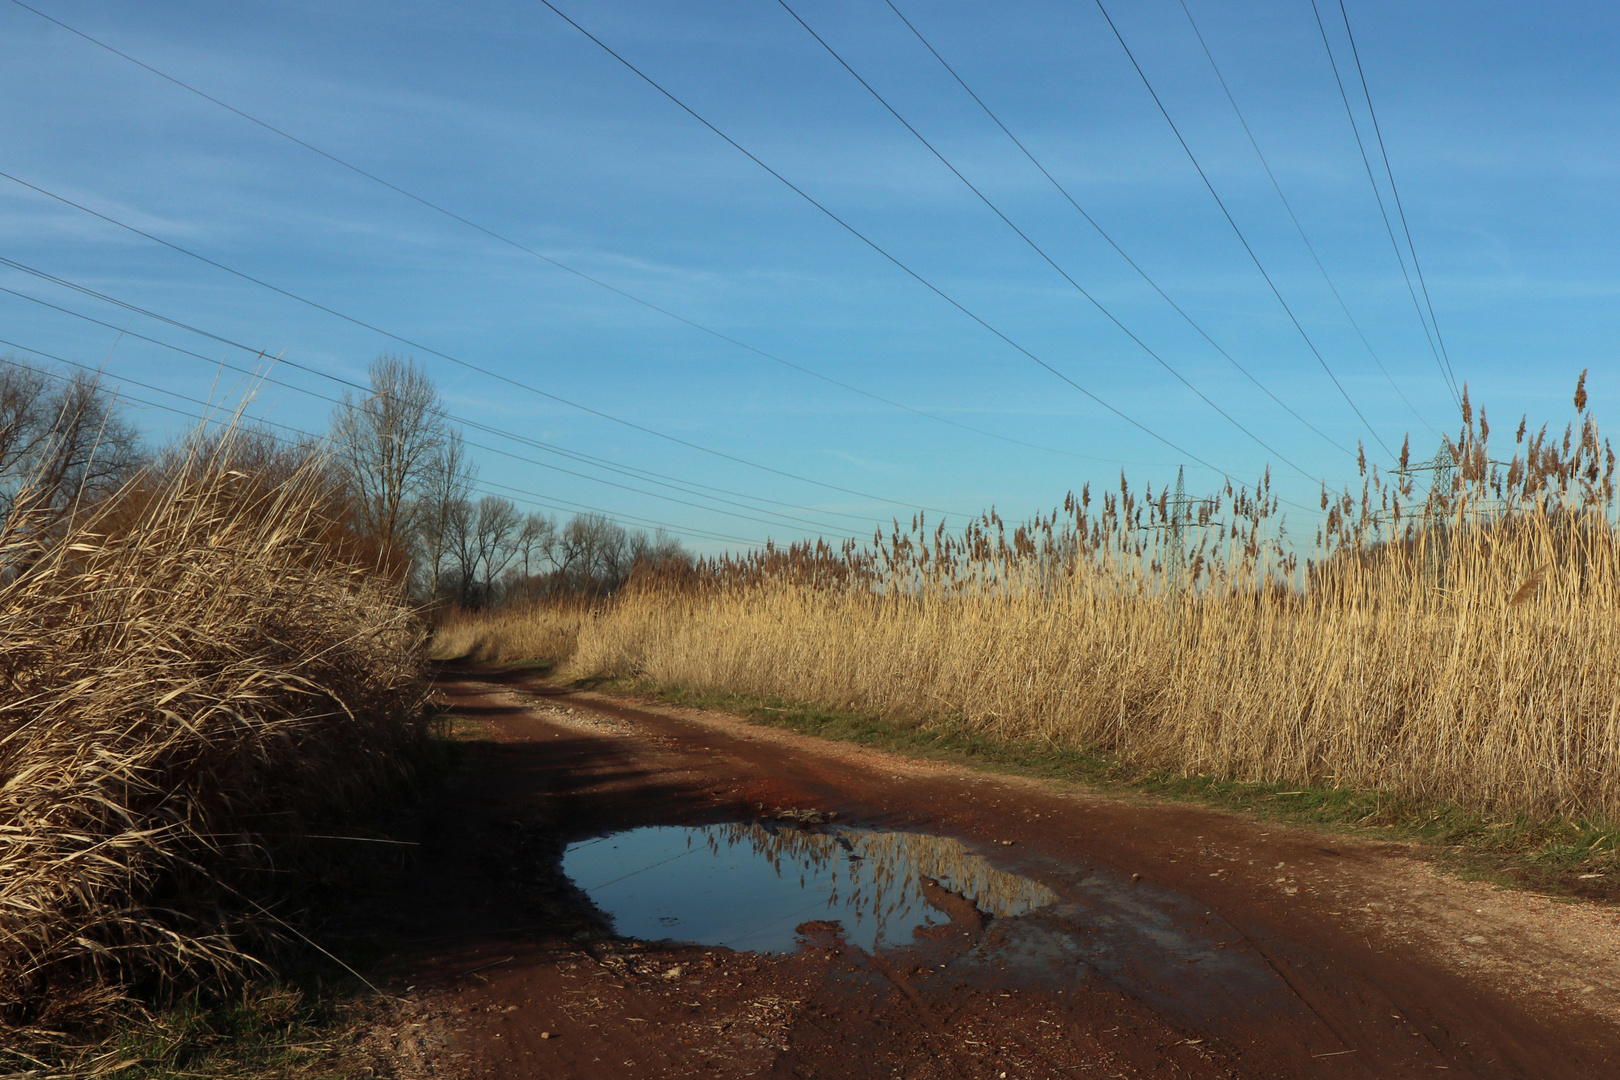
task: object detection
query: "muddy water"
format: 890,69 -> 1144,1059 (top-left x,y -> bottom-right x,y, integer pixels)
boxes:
563,823 -> 1057,953
566,822 -> 1296,1028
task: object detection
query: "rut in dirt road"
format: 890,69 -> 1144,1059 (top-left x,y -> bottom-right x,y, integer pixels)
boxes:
362,666 -> 1620,1080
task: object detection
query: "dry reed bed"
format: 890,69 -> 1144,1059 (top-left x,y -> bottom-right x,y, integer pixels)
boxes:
0,438 -> 426,1029
437,388 -> 1620,824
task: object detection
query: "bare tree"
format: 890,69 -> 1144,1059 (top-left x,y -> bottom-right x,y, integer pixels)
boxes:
630,527 -> 688,570
0,357 -> 144,520
0,361 -> 50,485
332,356 -> 447,557
501,511 -> 557,604
415,429 -> 476,601
455,510 -> 688,604
445,496 -> 478,606
472,496 -> 523,600
441,495 -> 525,607
554,513 -> 631,596
514,512 -> 556,579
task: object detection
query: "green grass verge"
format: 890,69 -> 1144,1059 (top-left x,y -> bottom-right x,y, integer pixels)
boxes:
0,981 -> 382,1080
588,676 -> 1620,900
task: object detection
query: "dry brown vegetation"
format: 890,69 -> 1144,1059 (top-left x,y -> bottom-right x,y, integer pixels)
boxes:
0,425 -> 426,1032
437,379 -> 1620,825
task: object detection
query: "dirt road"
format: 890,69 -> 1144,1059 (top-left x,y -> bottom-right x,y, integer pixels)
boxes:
360,666 -> 1620,1078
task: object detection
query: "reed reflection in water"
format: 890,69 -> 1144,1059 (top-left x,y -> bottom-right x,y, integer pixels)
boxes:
563,823 -> 1057,954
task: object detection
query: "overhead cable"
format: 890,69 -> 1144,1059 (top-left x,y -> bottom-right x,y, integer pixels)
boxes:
533,0 -> 1299,491
1331,0 -> 1460,404
0,342 -> 769,547
775,0 -> 1323,485
3,0 -> 1170,471
1091,0 -> 1396,461
880,0 -> 1352,459
1305,0 -> 1458,409
1,268 -> 1325,528
1175,0 -> 1439,437
0,275 -> 866,536
0,169 -> 970,518
0,257 -> 892,529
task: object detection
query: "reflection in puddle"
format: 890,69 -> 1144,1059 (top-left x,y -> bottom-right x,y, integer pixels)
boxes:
563,824 -> 1058,954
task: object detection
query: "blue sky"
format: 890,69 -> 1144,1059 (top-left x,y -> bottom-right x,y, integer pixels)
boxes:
2,0 -> 1616,550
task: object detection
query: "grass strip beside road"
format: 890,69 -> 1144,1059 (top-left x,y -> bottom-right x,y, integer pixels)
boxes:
4,928 -> 408,1080
1,982 -> 381,1080
564,672 -> 1620,902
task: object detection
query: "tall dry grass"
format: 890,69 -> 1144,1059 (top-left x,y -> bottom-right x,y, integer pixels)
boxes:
0,429 -> 426,1029
438,381 -> 1620,823
433,597 -> 587,666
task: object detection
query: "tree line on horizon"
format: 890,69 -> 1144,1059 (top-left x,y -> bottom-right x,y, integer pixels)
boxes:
0,351 -> 690,607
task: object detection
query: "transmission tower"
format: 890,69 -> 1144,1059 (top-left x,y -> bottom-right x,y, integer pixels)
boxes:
1396,441 -> 1457,589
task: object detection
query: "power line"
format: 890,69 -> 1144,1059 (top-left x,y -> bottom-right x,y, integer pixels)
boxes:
1174,0 -> 1439,439
2,261 -> 1327,524
533,0 -> 1297,492
0,341 -> 770,547
414,424 -> 855,536
1090,0 -> 1395,461
0,348 -> 767,546
880,0 -> 1353,459
3,0 -> 1170,473
0,274 -> 868,537
1,280 -> 1327,527
8,1 -> 1335,517
774,0 -> 1322,485
0,169 -> 972,519
1334,0 -> 1460,403
0,256 -> 895,530
0,264 -> 862,532
1305,0 -> 1460,409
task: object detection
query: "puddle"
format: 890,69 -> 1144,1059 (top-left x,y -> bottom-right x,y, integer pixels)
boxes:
563,823 -> 1058,954
566,825 -> 1318,1029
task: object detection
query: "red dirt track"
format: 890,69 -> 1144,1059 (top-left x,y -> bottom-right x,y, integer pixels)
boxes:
364,666 -> 1620,1078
